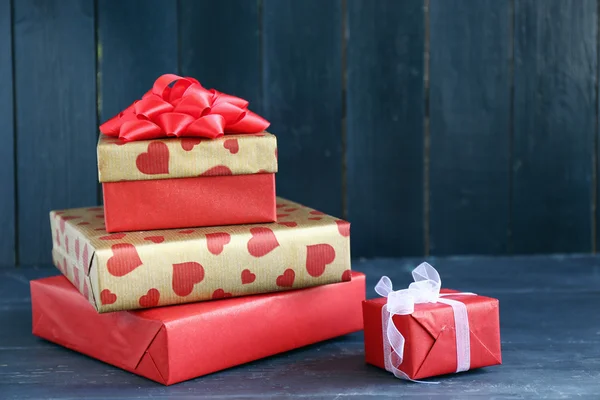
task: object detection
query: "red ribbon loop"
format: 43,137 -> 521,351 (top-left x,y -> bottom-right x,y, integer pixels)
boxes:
100,74 -> 269,141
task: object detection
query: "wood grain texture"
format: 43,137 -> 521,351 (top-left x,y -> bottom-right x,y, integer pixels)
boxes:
0,0 -> 15,265
2,256 -> 600,398
346,0 -> 425,257
262,0 -> 343,218
97,0 -> 178,122
179,0 -> 262,110
513,0 -> 597,253
428,0 -> 511,255
13,0 -> 97,265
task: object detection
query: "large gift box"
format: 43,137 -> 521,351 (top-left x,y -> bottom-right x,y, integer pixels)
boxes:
50,198 -> 352,312
98,74 -> 277,232
363,263 -> 501,380
31,272 -> 366,385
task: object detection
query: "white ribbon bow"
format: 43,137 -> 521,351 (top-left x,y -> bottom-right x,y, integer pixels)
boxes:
375,262 -> 474,382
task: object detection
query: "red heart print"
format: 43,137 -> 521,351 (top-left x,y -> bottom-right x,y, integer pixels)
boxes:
64,236 -> 69,254
276,204 -> 288,208
95,214 -> 105,219
206,232 -> 231,255
87,207 -> 103,211
284,208 -> 298,212
276,269 -> 295,287
178,229 -> 195,234
83,281 -> 89,299
100,289 -> 117,305
310,210 -> 325,215
257,169 -> 268,173
212,289 -> 232,299
341,270 -> 352,281
200,165 -> 233,176
82,244 -> 89,269
73,267 -> 80,288
94,228 -> 106,231
107,243 -> 143,277
181,138 -> 203,151
241,269 -> 256,284
77,222 -> 90,226
336,220 -> 350,237
100,233 -> 126,241
139,288 -> 160,308
172,262 -> 205,297
59,216 -> 79,233
278,221 -> 298,228
144,236 -> 165,243
223,139 -> 239,154
136,142 -> 170,175
55,229 -> 61,246
75,239 -> 80,261
306,244 -> 336,277
276,214 -> 289,218
308,217 -> 322,221
247,227 -> 280,257
55,211 -> 66,215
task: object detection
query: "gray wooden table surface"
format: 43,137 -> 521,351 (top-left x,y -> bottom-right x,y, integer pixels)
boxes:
1,255 -> 599,399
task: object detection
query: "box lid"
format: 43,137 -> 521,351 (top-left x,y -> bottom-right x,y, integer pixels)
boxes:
97,132 -> 277,183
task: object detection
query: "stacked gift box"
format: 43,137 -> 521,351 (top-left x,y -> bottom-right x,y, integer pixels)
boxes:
31,75 -> 366,385
31,74 -> 502,385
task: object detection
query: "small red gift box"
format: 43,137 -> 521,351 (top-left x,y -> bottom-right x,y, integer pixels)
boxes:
363,263 -> 501,380
97,74 -> 277,233
32,272 -> 365,385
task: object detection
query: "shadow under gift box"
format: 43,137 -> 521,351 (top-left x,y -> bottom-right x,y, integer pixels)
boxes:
363,290 -> 502,380
49,198 -> 352,312
31,272 -> 365,385
97,132 -> 277,233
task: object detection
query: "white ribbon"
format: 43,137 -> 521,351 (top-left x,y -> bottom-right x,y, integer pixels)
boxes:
375,262 -> 475,382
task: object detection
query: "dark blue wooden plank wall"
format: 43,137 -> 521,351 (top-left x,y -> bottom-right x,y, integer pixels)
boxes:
346,0 -> 425,257
513,0 -> 597,254
0,0 -> 15,266
179,0 -> 262,111
97,0 -> 178,135
429,0 -> 511,255
13,0 -> 97,265
263,0 -> 344,217
1,0 -> 600,266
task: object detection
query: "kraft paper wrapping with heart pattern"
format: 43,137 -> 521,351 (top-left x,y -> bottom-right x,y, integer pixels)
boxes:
49,198 -> 351,313
97,132 -> 277,182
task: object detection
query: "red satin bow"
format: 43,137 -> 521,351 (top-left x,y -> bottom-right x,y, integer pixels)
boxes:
100,74 -> 270,141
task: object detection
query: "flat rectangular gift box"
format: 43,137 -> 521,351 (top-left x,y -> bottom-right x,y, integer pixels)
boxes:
50,197 -> 352,312
363,290 -> 502,380
97,132 -> 278,232
31,272 -> 366,385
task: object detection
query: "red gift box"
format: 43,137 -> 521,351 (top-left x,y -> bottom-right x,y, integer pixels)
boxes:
102,173 -> 276,232
97,74 -> 277,232
363,264 -> 501,380
31,272 -> 365,385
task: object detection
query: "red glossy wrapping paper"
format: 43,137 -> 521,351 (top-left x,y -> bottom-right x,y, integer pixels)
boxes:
31,273 -> 366,385
363,290 -> 501,380
102,173 -> 276,232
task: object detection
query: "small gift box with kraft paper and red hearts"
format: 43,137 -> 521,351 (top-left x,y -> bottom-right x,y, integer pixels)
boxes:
31,271 -> 365,385
97,74 -> 277,233
49,198 -> 351,312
